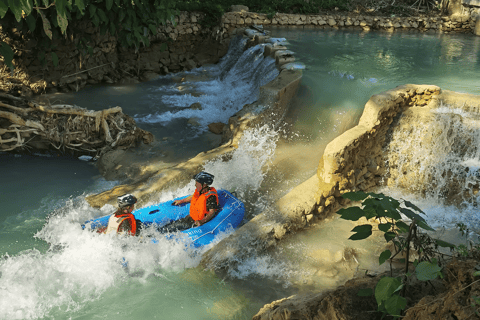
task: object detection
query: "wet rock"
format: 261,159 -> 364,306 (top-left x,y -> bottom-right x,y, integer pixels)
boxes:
208,122 -> 225,135
187,117 -> 201,126
141,71 -> 160,82
189,102 -> 202,110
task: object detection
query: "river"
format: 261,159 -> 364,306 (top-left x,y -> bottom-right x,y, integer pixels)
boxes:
1,28 -> 480,319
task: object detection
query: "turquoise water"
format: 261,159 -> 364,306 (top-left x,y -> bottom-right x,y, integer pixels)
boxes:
2,29 -> 480,319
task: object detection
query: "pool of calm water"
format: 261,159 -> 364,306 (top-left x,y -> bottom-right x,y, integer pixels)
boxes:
2,28 -> 480,320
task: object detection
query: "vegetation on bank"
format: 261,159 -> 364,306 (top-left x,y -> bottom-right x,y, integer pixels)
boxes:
338,191 -> 480,318
0,0 -> 178,71
0,0 -> 450,74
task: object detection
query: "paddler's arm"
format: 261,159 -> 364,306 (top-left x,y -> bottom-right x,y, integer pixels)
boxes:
195,208 -> 216,226
173,195 -> 192,206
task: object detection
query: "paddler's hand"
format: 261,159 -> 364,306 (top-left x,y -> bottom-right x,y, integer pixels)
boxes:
172,200 -> 181,206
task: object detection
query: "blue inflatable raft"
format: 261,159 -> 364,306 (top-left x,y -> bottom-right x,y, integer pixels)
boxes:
84,190 -> 245,247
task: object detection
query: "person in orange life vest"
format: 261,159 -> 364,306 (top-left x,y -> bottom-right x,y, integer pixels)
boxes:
159,172 -> 219,233
103,193 -> 142,236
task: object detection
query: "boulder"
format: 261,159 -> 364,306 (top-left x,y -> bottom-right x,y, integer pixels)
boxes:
208,122 -> 225,135
189,102 -> 202,110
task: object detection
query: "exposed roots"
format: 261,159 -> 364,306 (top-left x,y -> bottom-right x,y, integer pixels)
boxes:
0,93 -> 154,156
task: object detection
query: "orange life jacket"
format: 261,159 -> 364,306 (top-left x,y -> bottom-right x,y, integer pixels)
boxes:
190,187 -> 218,221
105,213 -> 137,236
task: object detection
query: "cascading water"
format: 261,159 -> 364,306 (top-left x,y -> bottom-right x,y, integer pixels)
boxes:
135,38 -> 279,131
4,27 -> 480,320
384,102 -> 480,230
0,125 -> 283,320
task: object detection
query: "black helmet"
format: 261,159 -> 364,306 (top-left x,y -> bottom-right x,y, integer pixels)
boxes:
117,194 -> 137,208
193,171 -> 214,185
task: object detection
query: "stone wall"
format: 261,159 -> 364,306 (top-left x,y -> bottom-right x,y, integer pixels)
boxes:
219,11 -> 476,36
1,11 -> 230,95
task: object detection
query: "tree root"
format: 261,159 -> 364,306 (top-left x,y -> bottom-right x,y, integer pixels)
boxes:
0,94 -> 154,156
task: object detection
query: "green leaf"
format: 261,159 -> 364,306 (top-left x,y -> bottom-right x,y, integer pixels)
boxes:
385,294 -> 407,316
37,8 -> 52,39
395,221 -> 410,233
415,261 -> 442,281
357,288 -> 374,297
384,231 -> 396,242
337,207 -> 365,221
51,51 -> 58,66
375,276 -> 402,306
142,36 -> 150,47
92,14 -> 100,27
75,0 -> 85,15
342,191 -> 369,202
435,239 -> 455,248
8,0 -> 23,21
25,14 -> 36,32
363,207 -> 377,220
379,249 -> 391,265
0,41 -> 14,70
0,0 -> 8,19
378,223 -> 392,233
118,9 -> 125,22
417,220 -> 435,231
55,0 -> 66,18
160,42 -> 167,52
349,224 -> 372,241
20,0 -> 33,16
57,11 -> 68,34
89,3 -> 96,17
148,24 -> 157,34
473,271 -> 480,277
97,8 -> 107,23
399,207 -> 426,222
404,199 -> 425,214
106,0 -> 113,10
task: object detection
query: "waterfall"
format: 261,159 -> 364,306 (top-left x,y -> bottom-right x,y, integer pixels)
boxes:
384,102 -> 480,229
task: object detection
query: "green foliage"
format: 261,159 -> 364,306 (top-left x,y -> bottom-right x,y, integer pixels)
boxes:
337,192 -> 455,317
375,276 -> 406,316
414,258 -> 442,281
0,41 -> 14,70
0,0 -> 177,71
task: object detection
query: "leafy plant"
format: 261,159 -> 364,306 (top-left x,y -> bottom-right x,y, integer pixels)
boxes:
0,0 -> 177,71
337,191 -> 454,317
